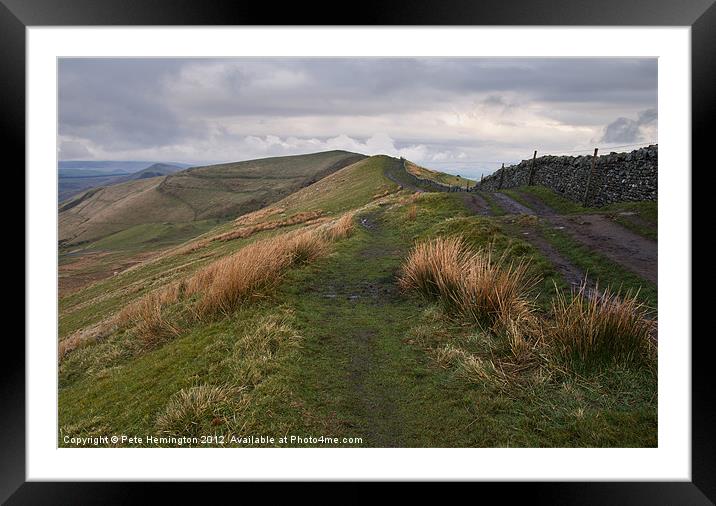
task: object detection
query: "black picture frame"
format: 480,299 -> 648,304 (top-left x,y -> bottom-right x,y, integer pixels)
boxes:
6,0 -> 710,501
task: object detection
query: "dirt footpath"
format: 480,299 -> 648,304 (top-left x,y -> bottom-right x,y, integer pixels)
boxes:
547,214 -> 657,284
497,191 -> 657,285
459,193 -> 492,216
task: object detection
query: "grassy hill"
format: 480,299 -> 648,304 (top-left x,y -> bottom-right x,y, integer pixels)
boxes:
58,161 -> 191,202
102,162 -> 186,185
404,160 -> 475,188
58,154 -> 657,448
58,150 -> 365,248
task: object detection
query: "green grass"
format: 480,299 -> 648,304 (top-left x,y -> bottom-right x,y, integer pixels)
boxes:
276,155 -> 399,215
59,187 -> 656,447
405,161 -> 475,188
602,201 -> 658,240
507,186 -> 590,214
83,220 -> 224,253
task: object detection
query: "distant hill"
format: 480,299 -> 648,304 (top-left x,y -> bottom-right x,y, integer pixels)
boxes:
58,150 -> 366,247
100,163 -> 186,185
58,161 -> 192,202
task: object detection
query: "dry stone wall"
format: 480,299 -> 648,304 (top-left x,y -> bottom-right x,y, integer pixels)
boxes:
477,145 -> 657,206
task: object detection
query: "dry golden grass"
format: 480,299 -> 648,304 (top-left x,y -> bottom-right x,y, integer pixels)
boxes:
407,204 -> 417,221
399,237 -> 540,355
188,228 -> 330,318
320,211 -> 355,241
213,210 -> 324,242
234,206 -> 285,226
58,318 -> 116,361
112,281 -> 186,347
399,236 -> 466,299
172,238 -> 211,256
548,282 -> 655,365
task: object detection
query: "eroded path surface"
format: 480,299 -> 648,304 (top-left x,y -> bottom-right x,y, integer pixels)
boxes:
282,208 -> 472,447
459,192 -> 492,216
547,214 -> 657,284
463,192 -> 587,289
492,191 -> 657,285
490,192 -> 534,215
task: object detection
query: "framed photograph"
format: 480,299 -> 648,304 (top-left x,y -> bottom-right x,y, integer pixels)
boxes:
8,0 -> 711,499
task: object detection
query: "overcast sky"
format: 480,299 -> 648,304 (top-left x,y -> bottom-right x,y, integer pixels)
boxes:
58,58 -> 657,178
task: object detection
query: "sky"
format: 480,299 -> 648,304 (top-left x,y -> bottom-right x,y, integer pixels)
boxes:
58,58 -> 657,179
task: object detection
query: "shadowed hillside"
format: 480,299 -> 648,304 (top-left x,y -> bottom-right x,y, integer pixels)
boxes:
59,150 -> 365,247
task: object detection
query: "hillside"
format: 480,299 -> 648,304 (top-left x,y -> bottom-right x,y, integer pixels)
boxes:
103,163 -> 186,185
58,161 -> 191,202
58,153 -> 657,448
58,150 -> 365,248
404,160 -> 474,188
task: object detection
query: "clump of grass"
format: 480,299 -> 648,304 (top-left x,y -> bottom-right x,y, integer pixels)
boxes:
323,211 -> 355,240
400,237 -> 538,329
233,206 -> 285,226
399,237 -> 541,359
285,229 -> 329,265
398,236 -> 466,299
127,292 -> 183,346
407,204 -> 417,221
214,210 -> 325,242
189,238 -> 293,317
548,282 -> 655,366
156,384 -> 241,438
226,311 -> 302,386
189,229 -> 330,318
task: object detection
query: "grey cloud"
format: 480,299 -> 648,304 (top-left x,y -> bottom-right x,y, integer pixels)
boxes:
58,58 -> 657,167
638,108 -> 658,125
601,108 -> 658,143
601,117 -> 641,143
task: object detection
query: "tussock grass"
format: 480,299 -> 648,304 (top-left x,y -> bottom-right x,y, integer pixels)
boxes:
399,236 -> 465,299
188,238 -> 295,317
156,384 -> 241,437
225,311 -> 302,386
407,204 -> 417,221
286,229 -> 330,265
320,211 -> 355,241
188,228 -> 331,318
234,206 -> 285,226
214,210 -> 324,242
122,291 -> 183,346
58,318 -> 116,361
399,237 -> 539,344
548,282 -> 655,365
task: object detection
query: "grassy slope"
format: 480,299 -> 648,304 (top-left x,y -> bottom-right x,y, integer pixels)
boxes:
59,150 -> 365,247
405,161 -> 474,188
59,157 -> 656,447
